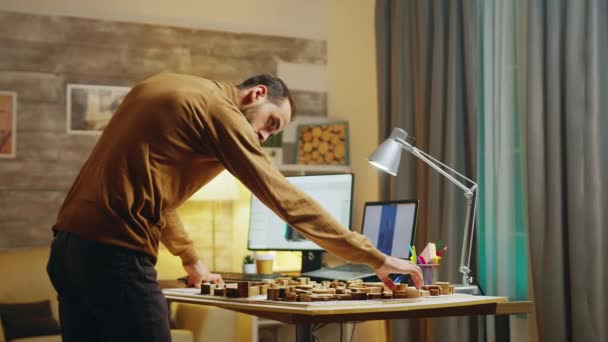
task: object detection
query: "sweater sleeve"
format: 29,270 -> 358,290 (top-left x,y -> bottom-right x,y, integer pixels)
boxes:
199,96 -> 386,269
160,210 -> 199,266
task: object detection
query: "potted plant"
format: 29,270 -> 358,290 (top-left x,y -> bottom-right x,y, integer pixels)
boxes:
242,255 -> 256,274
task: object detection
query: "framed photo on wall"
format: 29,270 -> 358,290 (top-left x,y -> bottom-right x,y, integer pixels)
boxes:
67,84 -> 131,134
296,121 -> 349,165
0,91 -> 17,159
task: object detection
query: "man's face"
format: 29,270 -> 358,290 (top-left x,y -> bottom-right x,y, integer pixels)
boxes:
240,87 -> 291,143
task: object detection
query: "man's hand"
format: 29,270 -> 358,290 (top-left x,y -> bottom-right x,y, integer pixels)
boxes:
374,256 -> 423,290
183,260 -> 223,288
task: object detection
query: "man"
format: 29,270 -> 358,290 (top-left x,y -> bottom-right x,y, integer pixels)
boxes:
47,73 -> 422,341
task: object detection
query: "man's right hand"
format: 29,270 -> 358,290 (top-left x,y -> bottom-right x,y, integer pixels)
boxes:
374,256 -> 423,290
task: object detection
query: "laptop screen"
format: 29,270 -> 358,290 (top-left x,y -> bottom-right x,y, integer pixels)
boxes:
361,200 -> 418,259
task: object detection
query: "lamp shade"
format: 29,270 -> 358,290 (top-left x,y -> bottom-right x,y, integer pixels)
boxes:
189,170 -> 239,201
368,137 -> 403,176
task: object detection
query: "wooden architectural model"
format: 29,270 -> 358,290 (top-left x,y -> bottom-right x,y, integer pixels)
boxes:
200,277 -> 456,302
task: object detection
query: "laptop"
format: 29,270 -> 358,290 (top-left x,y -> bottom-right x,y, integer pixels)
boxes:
301,199 -> 418,281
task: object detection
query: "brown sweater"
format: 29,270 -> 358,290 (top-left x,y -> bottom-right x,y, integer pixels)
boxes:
54,73 -> 386,268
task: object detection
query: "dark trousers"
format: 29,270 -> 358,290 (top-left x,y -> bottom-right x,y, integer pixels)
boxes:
46,230 -> 171,342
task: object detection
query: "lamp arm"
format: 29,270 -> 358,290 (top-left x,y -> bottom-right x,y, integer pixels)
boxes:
402,143 -> 473,194
416,148 -> 477,186
459,191 -> 477,285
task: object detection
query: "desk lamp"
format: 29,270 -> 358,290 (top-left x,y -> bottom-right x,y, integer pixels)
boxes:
369,128 -> 479,294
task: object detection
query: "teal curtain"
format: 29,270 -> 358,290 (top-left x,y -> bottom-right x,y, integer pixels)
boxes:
477,0 -> 529,302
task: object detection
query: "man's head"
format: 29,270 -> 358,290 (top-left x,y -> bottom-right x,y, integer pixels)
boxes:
236,74 -> 296,143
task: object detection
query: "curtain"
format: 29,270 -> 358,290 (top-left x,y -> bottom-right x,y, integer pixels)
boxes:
376,1 -> 481,341
477,0 -> 529,303
477,0 -> 532,339
526,1 -> 608,341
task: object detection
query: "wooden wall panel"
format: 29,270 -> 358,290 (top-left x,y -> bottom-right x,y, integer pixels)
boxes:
0,10 -> 327,249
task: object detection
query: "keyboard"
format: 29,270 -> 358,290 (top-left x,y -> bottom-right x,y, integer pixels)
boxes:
178,272 -> 282,284
215,272 -> 283,282
301,263 -> 377,282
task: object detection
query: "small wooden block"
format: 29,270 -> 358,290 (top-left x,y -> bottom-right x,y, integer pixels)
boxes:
381,292 -> 393,299
368,287 -> 383,294
235,282 -> 249,297
285,293 -> 297,302
248,286 -> 260,297
397,283 -> 408,291
310,295 -> 326,302
297,277 -> 310,285
225,283 -> 238,289
368,293 -> 382,300
420,290 -> 430,297
313,288 -> 336,295
214,288 -> 227,296
336,294 -> 353,300
301,294 -> 312,302
259,284 -> 270,295
448,285 -> 455,294
226,288 -> 240,298
393,291 -> 408,299
267,288 -> 279,300
406,287 -> 421,298
429,288 -> 440,296
201,283 -> 217,295
296,284 -> 314,290
351,292 -> 368,300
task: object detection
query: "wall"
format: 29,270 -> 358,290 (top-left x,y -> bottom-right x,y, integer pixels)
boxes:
327,0 -> 380,230
0,0 -> 327,40
0,10 -> 327,269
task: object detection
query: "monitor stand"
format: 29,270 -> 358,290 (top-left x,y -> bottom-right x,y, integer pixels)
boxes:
301,251 -> 324,274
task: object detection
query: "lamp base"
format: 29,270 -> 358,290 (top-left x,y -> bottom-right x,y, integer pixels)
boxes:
453,284 -> 482,295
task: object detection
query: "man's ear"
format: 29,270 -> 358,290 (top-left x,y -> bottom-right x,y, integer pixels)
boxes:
242,85 -> 268,106
253,85 -> 267,101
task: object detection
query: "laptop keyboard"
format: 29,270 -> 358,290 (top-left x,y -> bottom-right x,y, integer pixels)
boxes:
215,272 -> 282,282
301,264 -> 376,281
330,264 -> 373,273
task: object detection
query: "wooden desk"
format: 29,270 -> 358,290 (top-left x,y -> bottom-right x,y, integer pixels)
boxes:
163,288 -> 533,342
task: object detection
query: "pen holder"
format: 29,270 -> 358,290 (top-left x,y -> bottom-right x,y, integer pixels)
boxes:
419,264 -> 440,285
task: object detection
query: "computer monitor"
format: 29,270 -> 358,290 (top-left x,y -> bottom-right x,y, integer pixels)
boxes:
361,200 -> 418,259
247,173 -> 354,251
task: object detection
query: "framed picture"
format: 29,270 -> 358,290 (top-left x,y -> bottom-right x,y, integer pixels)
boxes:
67,84 -> 131,134
0,91 -> 17,159
296,121 -> 349,165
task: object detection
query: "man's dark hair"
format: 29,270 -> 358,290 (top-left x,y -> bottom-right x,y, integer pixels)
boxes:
236,74 -> 296,120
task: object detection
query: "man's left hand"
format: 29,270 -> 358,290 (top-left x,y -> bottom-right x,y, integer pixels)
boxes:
183,260 -> 223,288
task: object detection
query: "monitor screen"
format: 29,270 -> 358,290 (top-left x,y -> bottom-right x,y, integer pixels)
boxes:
248,174 -> 354,251
361,200 -> 418,259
